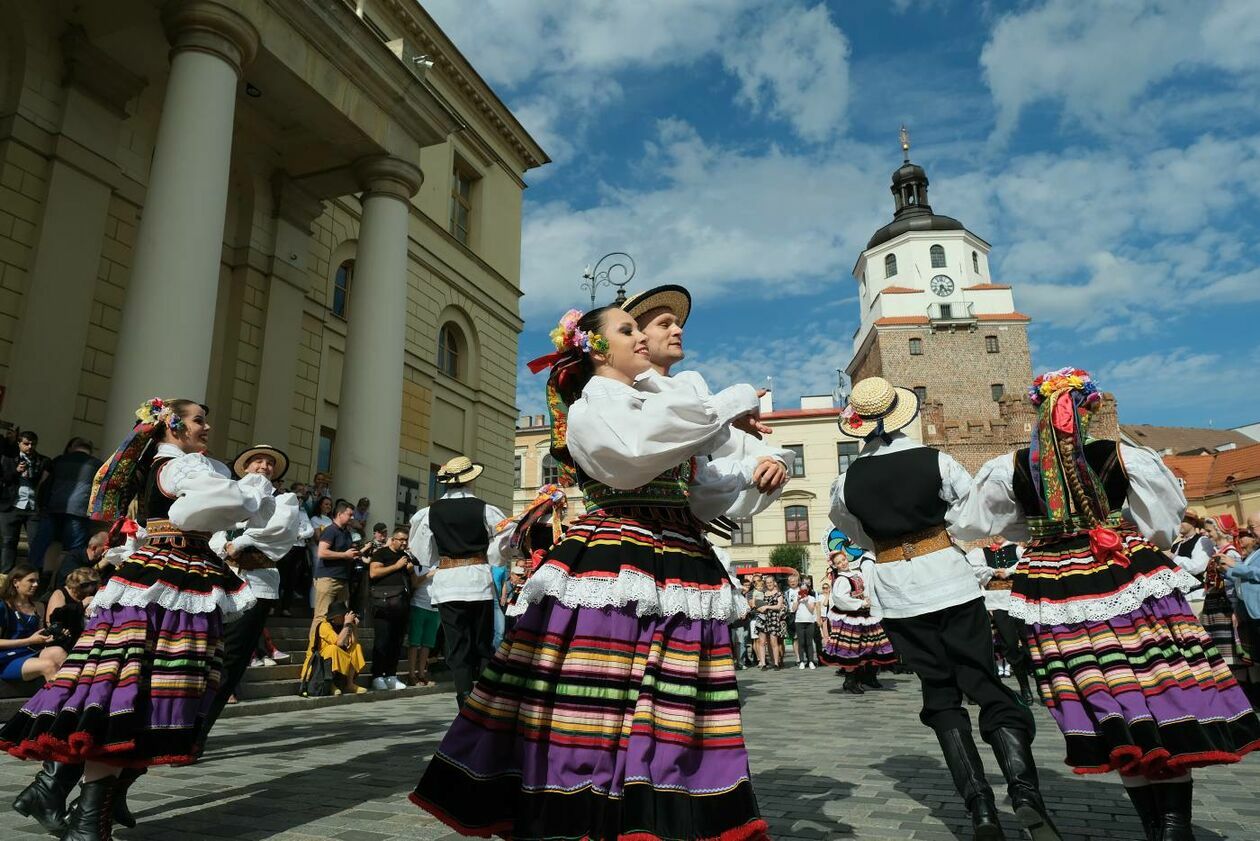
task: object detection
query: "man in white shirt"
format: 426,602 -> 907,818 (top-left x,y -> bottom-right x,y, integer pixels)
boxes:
408,456 -> 509,709
830,377 -> 1056,841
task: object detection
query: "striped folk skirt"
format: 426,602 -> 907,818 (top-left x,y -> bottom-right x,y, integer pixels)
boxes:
411,511 -> 768,841
1015,531 -> 1260,777
819,611 -> 897,673
0,535 -> 249,768
1200,591 -> 1242,666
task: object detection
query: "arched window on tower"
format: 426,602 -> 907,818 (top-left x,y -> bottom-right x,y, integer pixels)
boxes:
930,244 -> 946,268
332,259 -> 354,319
972,250 -> 979,274
884,253 -> 898,278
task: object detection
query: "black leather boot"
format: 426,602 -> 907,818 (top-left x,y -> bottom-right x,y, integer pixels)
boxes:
1124,784 -> 1163,841
111,767 -> 145,828
1159,780 -> 1195,841
987,727 -> 1062,841
11,760 -> 83,834
60,776 -> 117,841
842,673 -> 864,695
859,666 -> 883,689
937,729 -> 1006,840
1015,672 -> 1036,706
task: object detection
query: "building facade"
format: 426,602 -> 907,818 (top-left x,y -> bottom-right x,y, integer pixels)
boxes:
0,0 -> 546,523
1164,445 -> 1260,523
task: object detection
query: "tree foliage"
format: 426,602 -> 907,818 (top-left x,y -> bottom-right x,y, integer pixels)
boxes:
767,543 -> 809,572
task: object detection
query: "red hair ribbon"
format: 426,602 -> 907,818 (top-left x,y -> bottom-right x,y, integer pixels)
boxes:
527,351 -> 566,374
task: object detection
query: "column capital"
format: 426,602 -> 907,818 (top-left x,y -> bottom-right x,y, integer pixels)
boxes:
354,155 -> 424,201
161,0 -> 260,78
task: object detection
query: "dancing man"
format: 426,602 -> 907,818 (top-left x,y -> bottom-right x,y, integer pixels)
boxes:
954,368 -> 1259,841
830,376 -> 1058,841
412,304 -> 770,840
407,455 -> 509,709
965,537 -> 1036,706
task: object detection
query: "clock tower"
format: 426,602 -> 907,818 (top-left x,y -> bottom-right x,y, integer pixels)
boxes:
847,131 -> 1033,437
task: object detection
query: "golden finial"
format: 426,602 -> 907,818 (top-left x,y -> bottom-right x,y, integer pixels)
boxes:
899,125 -> 911,162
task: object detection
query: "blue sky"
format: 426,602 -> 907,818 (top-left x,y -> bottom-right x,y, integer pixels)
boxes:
424,0 -> 1260,429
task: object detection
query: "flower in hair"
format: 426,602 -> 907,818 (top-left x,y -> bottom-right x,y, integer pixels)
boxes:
1027,367 -> 1097,406
133,397 -> 183,431
549,308 -> 609,356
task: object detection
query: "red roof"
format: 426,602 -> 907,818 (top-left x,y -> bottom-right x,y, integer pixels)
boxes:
977,312 -> 1031,321
964,283 -> 1011,291
880,286 -> 921,295
1164,443 -> 1260,498
873,316 -> 930,326
764,407 -> 841,420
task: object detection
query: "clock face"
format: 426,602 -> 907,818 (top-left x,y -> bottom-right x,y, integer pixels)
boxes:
930,274 -> 954,297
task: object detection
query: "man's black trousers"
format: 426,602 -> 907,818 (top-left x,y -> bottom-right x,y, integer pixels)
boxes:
438,599 -> 495,701
882,597 -> 1034,738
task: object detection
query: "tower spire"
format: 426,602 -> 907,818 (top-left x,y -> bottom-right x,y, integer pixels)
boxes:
899,124 -> 910,163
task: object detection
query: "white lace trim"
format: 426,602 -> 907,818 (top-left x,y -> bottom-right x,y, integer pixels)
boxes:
1008,566 -> 1201,626
88,579 -> 257,620
506,563 -> 747,622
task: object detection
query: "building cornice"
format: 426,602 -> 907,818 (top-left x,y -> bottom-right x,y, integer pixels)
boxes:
376,0 -> 550,171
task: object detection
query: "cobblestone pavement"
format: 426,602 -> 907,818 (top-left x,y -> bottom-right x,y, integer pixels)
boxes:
2,669 -> 1258,840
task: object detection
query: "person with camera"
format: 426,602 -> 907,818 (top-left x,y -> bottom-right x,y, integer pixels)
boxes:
368,527 -> 412,691
41,566 -> 100,653
1,430 -> 47,574
311,500 -> 360,638
792,579 -> 818,669
301,600 -> 366,696
0,564 -> 66,683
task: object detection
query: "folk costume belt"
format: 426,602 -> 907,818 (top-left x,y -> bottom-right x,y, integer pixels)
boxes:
144,518 -> 210,548
985,578 -> 1015,591
873,525 -> 953,564
438,555 -> 488,570
233,548 -> 276,571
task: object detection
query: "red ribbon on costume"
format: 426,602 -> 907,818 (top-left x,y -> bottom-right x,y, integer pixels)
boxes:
527,351 -> 566,373
1051,391 -> 1076,435
1089,526 -> 1129,568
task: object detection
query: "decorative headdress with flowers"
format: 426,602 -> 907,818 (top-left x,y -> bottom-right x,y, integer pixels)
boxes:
525,308 -> 611,484
88,397 -> 188,522
1026,368 -> 1124,565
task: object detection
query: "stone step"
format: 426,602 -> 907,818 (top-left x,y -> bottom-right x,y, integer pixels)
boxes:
234,664 -> 419,700
217,678 -> 453,719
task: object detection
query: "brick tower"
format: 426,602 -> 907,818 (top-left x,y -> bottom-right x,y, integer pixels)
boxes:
846,130 -> 1058,472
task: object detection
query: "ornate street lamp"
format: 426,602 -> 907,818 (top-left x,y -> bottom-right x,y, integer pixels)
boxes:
580,252 -> 636,307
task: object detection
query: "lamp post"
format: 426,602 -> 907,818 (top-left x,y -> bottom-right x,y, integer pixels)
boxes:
580,252 -> 636,307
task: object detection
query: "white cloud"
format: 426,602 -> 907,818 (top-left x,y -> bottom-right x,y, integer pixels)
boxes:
1098,346 -> 1260,422
519,120 -> 886,319
722,4 -> 850,144
422,0 -> 852,157
980,0 -> 1260,143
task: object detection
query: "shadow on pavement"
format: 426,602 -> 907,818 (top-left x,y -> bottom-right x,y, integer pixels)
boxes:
753,765 -> 855,838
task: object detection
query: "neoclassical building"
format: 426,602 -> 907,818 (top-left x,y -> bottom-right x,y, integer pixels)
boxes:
0,0 -> 546,521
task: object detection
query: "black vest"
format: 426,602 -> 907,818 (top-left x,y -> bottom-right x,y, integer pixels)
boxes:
1173,535 -> 1199,559
140,456 -> 177,525
1011,439 -> 1128,517
843,446 -> 948,540
430,496 -> 490,558
983,543 -> 1020,569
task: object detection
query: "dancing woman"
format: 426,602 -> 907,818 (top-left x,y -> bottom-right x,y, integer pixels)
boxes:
411,305 -> 770,840
3,398 -> 272,841
955,369 -> 1260,841
819,530 -> 896,694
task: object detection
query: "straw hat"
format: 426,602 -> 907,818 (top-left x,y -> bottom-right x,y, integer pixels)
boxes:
620,284 -> 692,326
233,444 -> 289,479
839,377 -> 921,440
436,455 -> 484,484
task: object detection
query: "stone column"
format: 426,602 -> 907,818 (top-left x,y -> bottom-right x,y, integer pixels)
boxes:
330,156 -> 422,520
102,1 -> 259,445
250,175 -> 325,450
4,28 -> 146,447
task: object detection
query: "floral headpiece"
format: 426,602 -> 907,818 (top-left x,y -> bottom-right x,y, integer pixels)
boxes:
548,309 -> 609,356
1027,368 -> 1098,407
134,397 -> 185,432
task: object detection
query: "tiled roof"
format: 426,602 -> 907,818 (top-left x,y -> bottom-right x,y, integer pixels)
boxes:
1164,443 -> 1260,498
976,312 -> 1031,321
1122,424 -> 1255,455
964,283 -> 1011,290
873,316 -> 931,326
765,408 -> 841,420
880,286 -> 921,294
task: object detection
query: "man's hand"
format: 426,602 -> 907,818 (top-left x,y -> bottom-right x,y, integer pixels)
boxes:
225,541 -> 237,558
751,457 -> 788,493
732,411 -> 773,440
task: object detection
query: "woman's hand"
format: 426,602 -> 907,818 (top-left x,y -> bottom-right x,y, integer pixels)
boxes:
751,458 -> 788,493
732,413 -> 773,440
26,629 -> 54,647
